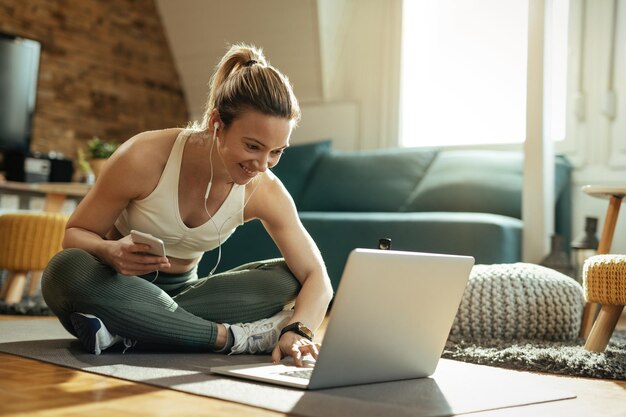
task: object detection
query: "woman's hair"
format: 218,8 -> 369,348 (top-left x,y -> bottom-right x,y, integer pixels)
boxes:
194,43 -> 301,131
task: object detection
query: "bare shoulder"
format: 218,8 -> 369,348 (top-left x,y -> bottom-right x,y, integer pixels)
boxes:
251,169 -> 288,200
95,128 -> 184,199
244,170 -> 294,222
116,128 -> 182,163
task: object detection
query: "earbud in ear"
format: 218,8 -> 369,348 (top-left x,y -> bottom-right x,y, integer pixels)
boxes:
212,122 -> 220,141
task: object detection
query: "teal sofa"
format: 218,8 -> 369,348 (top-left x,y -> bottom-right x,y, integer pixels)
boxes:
198,141 -> 572,291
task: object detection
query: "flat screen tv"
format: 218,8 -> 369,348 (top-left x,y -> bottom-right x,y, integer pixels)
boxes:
0,32 -> 41,154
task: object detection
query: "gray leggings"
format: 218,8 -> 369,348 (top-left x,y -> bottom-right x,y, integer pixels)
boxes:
42,248 -> 301,351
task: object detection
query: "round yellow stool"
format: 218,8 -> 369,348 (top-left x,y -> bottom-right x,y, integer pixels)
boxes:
0,212 -> 68,305
583,254 -> 626,352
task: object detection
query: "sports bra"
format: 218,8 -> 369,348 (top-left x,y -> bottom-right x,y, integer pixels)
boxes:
114,129 -> 245,259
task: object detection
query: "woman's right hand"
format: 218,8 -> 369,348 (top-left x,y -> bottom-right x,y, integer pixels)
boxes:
103,234 -> 170,276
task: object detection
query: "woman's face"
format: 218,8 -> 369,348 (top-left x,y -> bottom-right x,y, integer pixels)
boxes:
216,110 -> 292,185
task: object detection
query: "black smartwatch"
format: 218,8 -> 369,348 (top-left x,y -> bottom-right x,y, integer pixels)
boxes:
280,321 -> 314,341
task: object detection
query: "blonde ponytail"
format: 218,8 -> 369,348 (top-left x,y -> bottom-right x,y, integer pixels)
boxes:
197,43 -> 300,131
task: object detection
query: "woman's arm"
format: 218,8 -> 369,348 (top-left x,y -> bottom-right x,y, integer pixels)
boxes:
63,130 -> 173,275
245,172 -> 334,364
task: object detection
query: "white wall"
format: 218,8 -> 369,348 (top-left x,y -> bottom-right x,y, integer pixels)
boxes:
293,102 -> 359,150
563,0 -> 626,253
317,0 -> 403,150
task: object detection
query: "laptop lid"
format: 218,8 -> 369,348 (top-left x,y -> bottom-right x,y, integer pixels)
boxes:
307,248 -> 474,389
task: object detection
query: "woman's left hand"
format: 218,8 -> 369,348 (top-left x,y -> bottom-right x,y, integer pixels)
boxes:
271,332 -> 320,367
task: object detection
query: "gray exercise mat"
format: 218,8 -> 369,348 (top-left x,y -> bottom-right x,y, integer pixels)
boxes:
0,319 -> 575,417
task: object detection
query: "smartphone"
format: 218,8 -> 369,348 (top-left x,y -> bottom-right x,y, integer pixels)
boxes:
130,230 -> 166,257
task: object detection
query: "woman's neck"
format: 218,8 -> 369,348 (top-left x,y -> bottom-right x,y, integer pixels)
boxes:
204,133 -> 233,185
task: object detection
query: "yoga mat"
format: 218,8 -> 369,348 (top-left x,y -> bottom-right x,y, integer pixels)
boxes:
0,320 -> 575,417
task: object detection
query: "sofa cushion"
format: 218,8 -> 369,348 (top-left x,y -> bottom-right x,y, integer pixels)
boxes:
270,140 -> 332,204
299,148 -> 438,212
401,150 -> 524,218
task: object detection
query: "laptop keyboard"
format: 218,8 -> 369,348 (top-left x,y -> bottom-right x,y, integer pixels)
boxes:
279,368 -> 314,380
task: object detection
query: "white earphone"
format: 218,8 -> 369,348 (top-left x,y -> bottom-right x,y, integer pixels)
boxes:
204,122 -> 219,201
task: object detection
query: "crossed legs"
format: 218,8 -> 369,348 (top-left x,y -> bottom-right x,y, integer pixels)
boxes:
42,248 -> 300,352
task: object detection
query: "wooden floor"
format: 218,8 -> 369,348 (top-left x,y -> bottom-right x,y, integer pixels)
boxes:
1,314 -> 625,417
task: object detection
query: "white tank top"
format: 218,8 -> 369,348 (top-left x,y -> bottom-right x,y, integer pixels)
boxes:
115,129 -> 245,259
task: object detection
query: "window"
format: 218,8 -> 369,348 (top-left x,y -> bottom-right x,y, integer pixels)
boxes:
399,0 -> 569,147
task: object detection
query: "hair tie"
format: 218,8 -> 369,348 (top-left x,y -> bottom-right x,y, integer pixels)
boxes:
244,59 -> 258,67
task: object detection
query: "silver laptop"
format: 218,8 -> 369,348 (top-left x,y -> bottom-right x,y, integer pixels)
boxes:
211,248 -> 474,390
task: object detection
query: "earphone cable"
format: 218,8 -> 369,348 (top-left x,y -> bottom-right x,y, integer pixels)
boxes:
173,128 -> 262,298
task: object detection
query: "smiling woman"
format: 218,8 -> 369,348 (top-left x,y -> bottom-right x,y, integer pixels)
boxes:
40,43 -> 334,367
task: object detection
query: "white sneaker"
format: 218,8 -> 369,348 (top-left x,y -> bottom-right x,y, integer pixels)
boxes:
229,310 -> 293,354
70,312 -> 129,355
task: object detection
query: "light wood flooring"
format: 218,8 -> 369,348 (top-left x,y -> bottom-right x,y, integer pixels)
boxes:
0,314 -> 625,417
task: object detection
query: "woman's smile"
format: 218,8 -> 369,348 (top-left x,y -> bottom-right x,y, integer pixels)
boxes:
239,163 -> 257,178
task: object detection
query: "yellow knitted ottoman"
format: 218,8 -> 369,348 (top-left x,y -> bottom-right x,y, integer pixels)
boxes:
0,212 -> 68,304
583,255 -> 626,352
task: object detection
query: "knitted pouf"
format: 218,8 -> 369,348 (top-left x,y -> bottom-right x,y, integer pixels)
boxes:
450,263 -> 585,341
584,254 -> 626,305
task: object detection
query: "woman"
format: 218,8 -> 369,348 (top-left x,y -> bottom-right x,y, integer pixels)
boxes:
42,44 -> 334,366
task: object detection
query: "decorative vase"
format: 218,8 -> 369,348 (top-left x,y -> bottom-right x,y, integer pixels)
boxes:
571,217 -> 599,284
540,234 -> 575,278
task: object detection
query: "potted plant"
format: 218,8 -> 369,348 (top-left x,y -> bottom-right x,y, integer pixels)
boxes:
75,148 -> 94,184
86,137 -> 118,179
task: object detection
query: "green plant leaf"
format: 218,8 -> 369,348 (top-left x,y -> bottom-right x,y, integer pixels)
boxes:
87,137 -> 119,159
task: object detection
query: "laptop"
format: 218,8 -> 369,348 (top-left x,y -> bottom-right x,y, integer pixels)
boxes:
211,248 -> 474,390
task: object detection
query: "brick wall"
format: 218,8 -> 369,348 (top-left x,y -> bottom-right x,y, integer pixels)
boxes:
0,0 -> 189,159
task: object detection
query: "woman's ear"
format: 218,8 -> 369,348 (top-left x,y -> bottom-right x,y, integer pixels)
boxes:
208,109 -> 223,131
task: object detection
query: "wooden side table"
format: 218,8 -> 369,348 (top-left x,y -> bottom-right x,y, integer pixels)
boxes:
0,180 -> 91,212
579,185 -> 626,339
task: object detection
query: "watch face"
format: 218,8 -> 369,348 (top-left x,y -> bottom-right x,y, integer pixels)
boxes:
297,322 -> 313,338
281,321 -> 314,340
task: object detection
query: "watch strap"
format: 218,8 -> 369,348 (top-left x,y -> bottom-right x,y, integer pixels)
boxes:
280,322 -> 314,341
